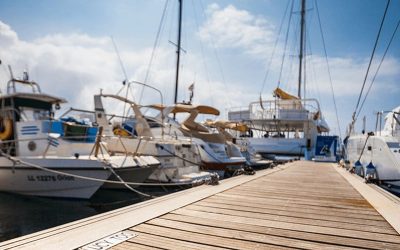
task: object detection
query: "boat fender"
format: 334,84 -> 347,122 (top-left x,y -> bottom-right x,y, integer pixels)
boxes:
0,118 -> 13,140
365,162 -> 376,183
352,160 -> 362,175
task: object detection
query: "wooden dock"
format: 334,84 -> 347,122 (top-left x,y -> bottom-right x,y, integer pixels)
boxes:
1,161 -> 400,249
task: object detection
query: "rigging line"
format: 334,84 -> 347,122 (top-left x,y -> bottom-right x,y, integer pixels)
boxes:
139,0 -> 170,104
278,0 -> 295,88
111,36 -> 129,84
315,0 -> 341,138
191,0 -> 214,106
305,28 -> 322,106
282,16 -> 299,92
122,83 -> 132,119
111,37 -> 130,98
352,0 -> 391,122
111,37 -> 134,118
199,0 -> 231,109
260,0 -> 291,94
357,16 -> 400,120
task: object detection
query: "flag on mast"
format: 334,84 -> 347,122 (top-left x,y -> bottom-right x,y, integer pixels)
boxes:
188,82 -> 194,104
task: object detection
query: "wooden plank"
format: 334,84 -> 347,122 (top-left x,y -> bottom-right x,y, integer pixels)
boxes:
335,165 -> 400,234
161,213 -> 400,250
112,241 -> 163,250
236,185 -> 365,199
203,196 -> 384,221
146,217 -> 358,250
217,192 -> 378,212
225,189 -> 373,209
172,208 -> 400,243
182,205 -> 395,234
130,223 -> 293,250
195,200 -> 390,228
125,231 -> 226,250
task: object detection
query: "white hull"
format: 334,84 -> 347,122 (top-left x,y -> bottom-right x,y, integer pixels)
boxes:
105,137 -> 212,184
194,139 -> 246,173
346,134 -> 400,183
0,157 -> 111,199
147,165 -> 211,184
241,137 -> 306,157
103,165 -> 158,189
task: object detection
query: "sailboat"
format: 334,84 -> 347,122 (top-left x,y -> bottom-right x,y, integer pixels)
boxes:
0,67 -> 159,198
228,0 -> 331,161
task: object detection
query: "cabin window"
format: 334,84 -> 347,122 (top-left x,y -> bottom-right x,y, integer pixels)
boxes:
387,142 -> 400,148
19,107 -> 50,121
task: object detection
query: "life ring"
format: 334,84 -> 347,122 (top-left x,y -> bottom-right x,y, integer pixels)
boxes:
0,118 -> 13,140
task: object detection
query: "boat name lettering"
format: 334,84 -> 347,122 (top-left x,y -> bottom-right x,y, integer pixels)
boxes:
26,175 -> 75,181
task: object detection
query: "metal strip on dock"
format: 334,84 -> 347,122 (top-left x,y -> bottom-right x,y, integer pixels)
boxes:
1,161 -> 400,250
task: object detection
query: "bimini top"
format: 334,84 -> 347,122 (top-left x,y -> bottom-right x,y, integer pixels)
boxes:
204,120 -> 248,132
273,87 -> 299,100
149,103 -> 220,115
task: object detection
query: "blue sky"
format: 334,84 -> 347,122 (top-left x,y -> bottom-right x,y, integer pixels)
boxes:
0,0 -> 399,138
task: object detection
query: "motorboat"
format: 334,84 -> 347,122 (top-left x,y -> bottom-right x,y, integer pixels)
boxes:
0,69 -> 159,198
204,120 -> 273,168
150,103 -> 247,177
345,106 -> 400,194
92,94 -> 213,185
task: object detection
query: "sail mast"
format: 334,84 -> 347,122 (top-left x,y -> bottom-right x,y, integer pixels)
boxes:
298,0 -> 306,98
174,0 -> 183,104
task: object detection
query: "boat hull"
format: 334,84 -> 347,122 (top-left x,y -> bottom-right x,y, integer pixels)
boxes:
346,134 -> 400,182
0,157 -> 110,199
244,137 -> 307,156
102,165 -> 158,189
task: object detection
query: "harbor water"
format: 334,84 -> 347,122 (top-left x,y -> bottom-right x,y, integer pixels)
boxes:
0,187 -> 182,242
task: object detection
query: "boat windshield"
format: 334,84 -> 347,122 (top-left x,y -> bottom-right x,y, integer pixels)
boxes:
19,107 -> 51,121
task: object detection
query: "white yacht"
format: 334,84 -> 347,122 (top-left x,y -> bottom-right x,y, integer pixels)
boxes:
345,106 -> 400,194
92,94 -> 213,185
229,88 -> 329,160
150,103 -> 247,177
0,70 -> 159,198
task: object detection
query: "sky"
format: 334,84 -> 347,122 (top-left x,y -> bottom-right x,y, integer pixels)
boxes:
0,0 -> 399,139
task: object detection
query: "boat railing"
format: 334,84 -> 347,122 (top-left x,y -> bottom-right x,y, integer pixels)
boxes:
7,78 -> 42,94
227,106 -> 251,121
248,98 -> 321,121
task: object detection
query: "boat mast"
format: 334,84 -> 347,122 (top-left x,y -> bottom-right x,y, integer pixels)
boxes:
174,0 -> 183,104
298,0 -> 306,99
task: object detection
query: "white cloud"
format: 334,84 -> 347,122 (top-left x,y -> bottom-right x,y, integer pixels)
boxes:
0,21 -> 18,47
198,4 -> 275,56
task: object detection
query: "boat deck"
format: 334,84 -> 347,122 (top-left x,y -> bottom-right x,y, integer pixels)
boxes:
1,161 -> 400,249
